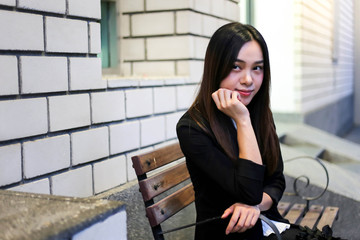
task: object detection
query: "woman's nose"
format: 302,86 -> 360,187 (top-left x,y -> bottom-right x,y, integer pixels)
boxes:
240,70 -> 253,86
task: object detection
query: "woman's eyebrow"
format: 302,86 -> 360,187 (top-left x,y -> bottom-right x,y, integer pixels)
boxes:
235,59 -> 264,64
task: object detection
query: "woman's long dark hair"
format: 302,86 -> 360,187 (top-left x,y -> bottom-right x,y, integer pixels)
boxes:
188,22 -> 279,174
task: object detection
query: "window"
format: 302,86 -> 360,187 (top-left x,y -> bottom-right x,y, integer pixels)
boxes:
240,0 -> 254,25
100,0 -> 119,72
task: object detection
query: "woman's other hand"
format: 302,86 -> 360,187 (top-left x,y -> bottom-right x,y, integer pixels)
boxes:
221,202 -> 260,234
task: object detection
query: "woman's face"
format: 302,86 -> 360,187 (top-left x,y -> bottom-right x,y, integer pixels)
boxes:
220,40 -> 264,106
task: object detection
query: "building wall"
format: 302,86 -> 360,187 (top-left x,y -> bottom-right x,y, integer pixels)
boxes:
0,0 -> 239,197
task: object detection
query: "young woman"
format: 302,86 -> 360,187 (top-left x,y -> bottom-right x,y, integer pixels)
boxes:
176,22 -> 290,239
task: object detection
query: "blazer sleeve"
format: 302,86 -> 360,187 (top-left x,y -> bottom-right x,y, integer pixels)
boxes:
177,117 -> 266,205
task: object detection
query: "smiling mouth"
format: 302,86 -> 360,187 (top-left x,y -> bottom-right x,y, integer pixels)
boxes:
237,89 -> 253,96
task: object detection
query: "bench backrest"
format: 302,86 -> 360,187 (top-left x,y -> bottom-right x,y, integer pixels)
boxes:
131,143 -> 195,240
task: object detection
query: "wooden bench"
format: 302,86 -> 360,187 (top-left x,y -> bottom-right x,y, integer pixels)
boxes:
131,142 -> 338,240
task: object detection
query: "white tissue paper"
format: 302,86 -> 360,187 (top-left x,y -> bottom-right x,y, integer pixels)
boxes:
261,219 -> 290,237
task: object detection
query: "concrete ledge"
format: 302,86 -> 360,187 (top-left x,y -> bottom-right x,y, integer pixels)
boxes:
0,190 -> 126,240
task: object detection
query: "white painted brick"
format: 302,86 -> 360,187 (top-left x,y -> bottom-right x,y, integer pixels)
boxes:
211,0 -> 225,17
125,89 -> 153,118
71,127 -> 109,166
177,60 -> 203,83
132,12 -> 174,36
49,94 -> 90,132
225,0 -> 240,21
126,146 -> 153,181
73,211 -> 127,240
146,0 -> 192,10
0,98 -> 47,141
23,135 -> 70,178
121,0 -> 144,12
154,87 -> 176,114
46,16 -> 88,53
89,22 -> 101,54
91,91 -> 125,124
93,156 -> 127,194
21,56 -> 68,94
176,85 -> 197,109
110,121 -> 140,154
0,10 -> 43,51
51,166 -> 93,197
120,62 -> 132,76
0,55 -> 18,96
0,144 -> 21,187
122,39 -> 145,61
68,0 -> 100,19
194,36 -> 209,59
18,0 -> 66,14
176,11 -> 202,35
140,116 -> 166,147
121,15 -> 130,37
0,0 -> 15,6
194,0 -> 211,14
147,36 -> 194,60
133,61 -> 175,76
202,15 -> 219,37
9,179 -> 50,195
166,111 -> 185,139
69,57 -> 105,90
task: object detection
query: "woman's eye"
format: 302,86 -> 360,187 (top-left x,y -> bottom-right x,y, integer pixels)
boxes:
253,66 -> 263,71
232,65 -> 241,70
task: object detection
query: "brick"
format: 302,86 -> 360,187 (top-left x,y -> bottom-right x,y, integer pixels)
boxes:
166,111 -> 185,139
147,36 -> 194,60
72,211 -> 127,240
120,15 -> 130,37
140,116 -> 166,147
126,146 -> 153,181
71,127 -> 109,166
211,0 -> 225,17
68,0 -> 100,19
0,10 -> 43,51
202,15 -> 219,37
110,121 -> 140,154
69,57 -> 105,90
146,0 -> 192,10
194,0 -> 211,14
225,0 -> 240,21
132,12 -> 174,36
49,94 -> 90,132
0,98 -> 48,141
121,0 -> 144,12
89,22 -> 101,54
51,166 -> 93,197
176,85 -> 197,109
133,61 -> 175,76
177,60 -> 203,83
154,87 -> 176,114
194,36 -> 209,59
122,39 -> 145,61
18,0 -> 66,14
9,179 -> 50,195
0,0 -> 15,6
45,16 -> 88,53
125,89 -> 153,118
176,11 -> 202,35
91,91 -> 125,124
0,55 -> 18,96
93,156 -> 127,194
23,135 -> 70,178
0,144 -> 21,187
21,56 -> 68,94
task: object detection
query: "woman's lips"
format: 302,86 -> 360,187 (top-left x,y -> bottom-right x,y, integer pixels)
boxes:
237,89 -> 253,96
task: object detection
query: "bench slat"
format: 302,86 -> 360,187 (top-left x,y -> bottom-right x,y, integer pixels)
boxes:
139,161 -> 190,201
277,202 -> 291,217
146,183 -> 195,227
300,205 -> 324,229
316,206 -> 339,230
284,203 -> 306,224
132,143 -> 184,175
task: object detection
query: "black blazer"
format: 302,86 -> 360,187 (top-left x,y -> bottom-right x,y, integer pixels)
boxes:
176,111 -> 288,239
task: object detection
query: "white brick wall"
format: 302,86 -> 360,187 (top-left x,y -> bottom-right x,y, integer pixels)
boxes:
176,85 -> 197,110
147,36 -> 194,60
68,0 -> 101,19
45,17 -> 88,53
0,144 -> 21,186
132,61 -> 175,76
154,87 -> 176,114
23,135 -> 70,178
71,127 -> 109,166
10,178 -> 50,195
176,11 -> 202,35
48,94 -> 91,132
122,39 -> 145,61
89,22 -> 101,54
0,0 -> 15,6
0,98 -> 48,141
0,10 -> 44,51
18,0 -> 66,14
165,111 -> 184,140
121,0 -> 144,12
0,55 -> 18,96
132,12 -> 174,36
21,56 -> 68,94
93,156 -> 127,194
140,116 -> 166,147
69,57 -> 105,90
110,121 -> 140,155
52,166 -> 93,197
126,146 -> 153,181
125,89 -> 153,118
91,91 -> 125,124
146,0 -> 192,10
